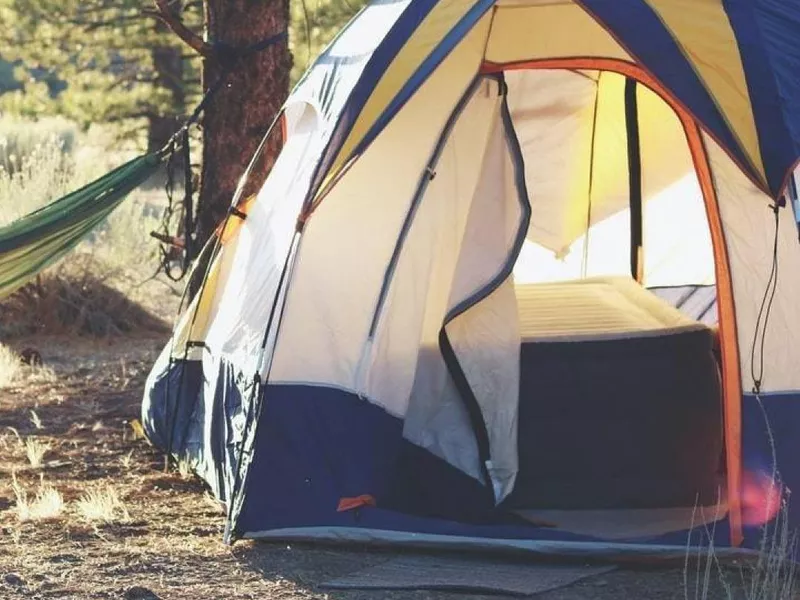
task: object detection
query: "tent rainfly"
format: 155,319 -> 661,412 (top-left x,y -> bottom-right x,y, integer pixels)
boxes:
143,0 -> 800,558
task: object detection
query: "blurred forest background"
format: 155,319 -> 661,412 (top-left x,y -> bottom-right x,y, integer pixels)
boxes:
0,0 -> 364,145
0,0 -> 366,341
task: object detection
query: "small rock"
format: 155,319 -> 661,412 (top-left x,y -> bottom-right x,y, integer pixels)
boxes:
48,554 -> 82,564
4,573 -> 25,587
124,586 -> 161,600
20,348 -> 43,366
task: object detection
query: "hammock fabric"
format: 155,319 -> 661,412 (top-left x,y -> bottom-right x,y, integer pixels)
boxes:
0,151 -> 165,299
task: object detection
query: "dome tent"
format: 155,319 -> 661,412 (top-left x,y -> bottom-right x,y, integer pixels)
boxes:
143,0 -> 800,558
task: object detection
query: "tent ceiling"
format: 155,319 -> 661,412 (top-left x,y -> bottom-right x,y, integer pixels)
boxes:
505,68 -> 699,256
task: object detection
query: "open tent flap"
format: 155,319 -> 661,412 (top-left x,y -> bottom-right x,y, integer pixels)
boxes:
389,77 -> 526,497
367,63 -> 724,521
438,92 -> 529,502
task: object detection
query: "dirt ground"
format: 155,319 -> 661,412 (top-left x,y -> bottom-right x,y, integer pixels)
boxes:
0,334 -> 752,599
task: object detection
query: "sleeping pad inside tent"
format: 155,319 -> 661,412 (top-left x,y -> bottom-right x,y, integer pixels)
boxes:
143,0 -> 800,560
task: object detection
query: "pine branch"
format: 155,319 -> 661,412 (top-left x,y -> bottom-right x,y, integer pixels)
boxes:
152,0 -> 211,57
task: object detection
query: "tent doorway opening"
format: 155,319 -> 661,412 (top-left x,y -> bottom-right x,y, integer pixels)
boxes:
414,66 -> 728,539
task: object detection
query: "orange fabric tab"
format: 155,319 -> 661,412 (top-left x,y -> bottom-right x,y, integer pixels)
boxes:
337,495 -> 376,512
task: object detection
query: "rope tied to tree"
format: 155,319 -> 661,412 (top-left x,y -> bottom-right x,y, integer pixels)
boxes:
152,29 -> 288,282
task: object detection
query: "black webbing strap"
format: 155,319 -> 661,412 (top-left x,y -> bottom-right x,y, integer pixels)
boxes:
229,207 -> 248,220
180,129 -> 194,270
625,77 -> 643,283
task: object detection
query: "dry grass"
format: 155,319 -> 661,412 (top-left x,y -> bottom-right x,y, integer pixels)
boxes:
0,116 -> 76,177
0,343 -> 22,387
177,457 -> 195,480
0,345 -> 52,386
12,473 -> 64,523
0,257 -> 171,338
119,449 -> 134,470
24,437 -> 50,468
687,505 -> 797,600
29,409 -> 43,430
75,485 -> 131,524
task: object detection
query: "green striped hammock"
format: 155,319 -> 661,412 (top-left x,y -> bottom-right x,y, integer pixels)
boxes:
0,152 -> 164,300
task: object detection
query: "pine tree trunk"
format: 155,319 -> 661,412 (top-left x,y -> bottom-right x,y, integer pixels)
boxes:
195,0 -> 291,250
148,47 -> 185,153
150,2 -> 186,154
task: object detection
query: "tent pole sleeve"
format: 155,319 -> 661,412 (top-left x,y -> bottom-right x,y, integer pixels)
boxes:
625,77 -> 644,283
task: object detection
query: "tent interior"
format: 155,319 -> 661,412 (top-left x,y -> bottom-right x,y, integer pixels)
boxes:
394,67 -> 728,540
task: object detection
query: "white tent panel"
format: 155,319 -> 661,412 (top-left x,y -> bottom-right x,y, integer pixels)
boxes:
642,174 -> 715,287
506,69 -> 597,255
197,103 -> 323,377
289,0 -> 411,129
445,276 -> 520,499
363,79 -> 500,418
270,17 -> 492,390
446,112 -> 525,307
706,133 -> 800,393
398,92 -> 524,489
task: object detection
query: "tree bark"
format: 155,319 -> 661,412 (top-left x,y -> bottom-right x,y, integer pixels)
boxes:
195,0 -> 292,250
148,45 -> 185,154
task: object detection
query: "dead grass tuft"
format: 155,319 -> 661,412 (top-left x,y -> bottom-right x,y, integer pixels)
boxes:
202,491 -> 225,515
0,345 -> 55,388
0,343 -> 22,387
12,472 -> 64,522
177,457 -> 195,480
687,392 -> 798,600
29,409 -> 43,430
76,485 -> 131,524
119,449 -> 134,470
24,437 -> 50,468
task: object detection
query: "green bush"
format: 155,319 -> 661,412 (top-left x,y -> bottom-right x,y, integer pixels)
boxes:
0,58 -> 21,94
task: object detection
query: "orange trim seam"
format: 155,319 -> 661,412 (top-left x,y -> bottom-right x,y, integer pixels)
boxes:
683,119 -> 744,547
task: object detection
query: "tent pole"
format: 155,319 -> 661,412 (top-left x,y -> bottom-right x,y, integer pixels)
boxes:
581,73 -> 601,279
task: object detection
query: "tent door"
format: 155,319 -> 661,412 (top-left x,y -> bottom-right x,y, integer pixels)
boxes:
440,76 -> 531,502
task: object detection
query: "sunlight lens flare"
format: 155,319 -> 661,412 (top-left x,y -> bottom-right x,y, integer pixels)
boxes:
740,469 -> 784,527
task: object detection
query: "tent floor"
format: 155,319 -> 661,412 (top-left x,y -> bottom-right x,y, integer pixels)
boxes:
511,502 -> 728,541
